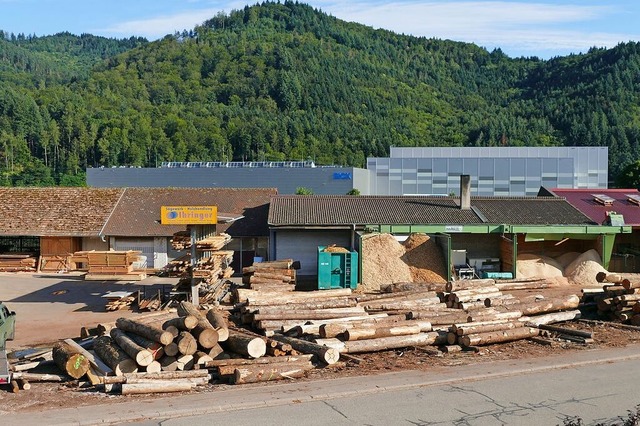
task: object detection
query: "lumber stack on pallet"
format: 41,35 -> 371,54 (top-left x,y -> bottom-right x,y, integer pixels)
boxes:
242,259 -> 297,291
102,291 -> 139,311
170,232 -> 232,251
81,250 -> 146,281
0,254 -> 37,272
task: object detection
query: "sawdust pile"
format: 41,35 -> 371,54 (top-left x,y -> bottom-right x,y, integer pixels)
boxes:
516,249 -> 608,287
516,253 -> 564,279
564,249 -> 608,287
322,245 -> 351,253
360,233 -> 447,292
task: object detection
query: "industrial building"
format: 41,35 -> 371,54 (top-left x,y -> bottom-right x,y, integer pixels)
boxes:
366,146 -> 608,196
87,147 -> 608,197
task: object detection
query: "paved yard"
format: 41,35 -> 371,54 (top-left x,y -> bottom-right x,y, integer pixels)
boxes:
0,272 -> 177,349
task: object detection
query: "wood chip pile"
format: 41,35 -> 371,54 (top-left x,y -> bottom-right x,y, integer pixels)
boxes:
360,233 -> 447,292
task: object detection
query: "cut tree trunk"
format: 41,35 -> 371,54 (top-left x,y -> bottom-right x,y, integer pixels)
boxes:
506,295 -> 580,316
522,310 -> 582,326
176,331 -> 198,356
344,324 -> 422,341
342,332 -> 446,353
120,381 -> 194,395
270,335 -> 339,365
159,356 -> 177,372
460,327 -> 539,346
176,301 -> 219,348
232,361 -> 313,384
115,318 -> 174,346
145,361 -> 162,373
110,329 -> 154,367
164,315 -> 198,331
223,331 -> 267,359
452,321 -> 524,336
127,333 -> 165,360
103,369 -> 209,384
52,341 -> 90,379
62,338 -> 112,376
446,279 -> 496,292
93,335 -> 138,376
205,308 -> 229,342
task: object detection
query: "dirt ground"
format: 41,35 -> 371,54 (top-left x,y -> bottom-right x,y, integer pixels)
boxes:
2,273 -> 639,414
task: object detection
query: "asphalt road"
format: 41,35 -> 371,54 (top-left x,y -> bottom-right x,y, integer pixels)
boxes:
133,357 -> 639,426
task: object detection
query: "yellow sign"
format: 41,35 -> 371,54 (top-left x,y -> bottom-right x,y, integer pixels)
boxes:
161,206 -> 218,225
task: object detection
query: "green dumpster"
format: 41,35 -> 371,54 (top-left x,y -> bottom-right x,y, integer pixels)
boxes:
317,246 -> 358,290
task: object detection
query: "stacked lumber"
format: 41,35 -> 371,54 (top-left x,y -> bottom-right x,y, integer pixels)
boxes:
138,292 -> 162,311
170,232 -> 232,251
193,250 -> 234,280
82,250 -> 146,281
161,254 -> 190,278
102,291 -> 138,311
242,259 -> 297,291
0,254 -> 37,272
170,231 -> 191,251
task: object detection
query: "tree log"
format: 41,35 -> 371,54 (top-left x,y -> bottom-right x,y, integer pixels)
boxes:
11,372 -> 72,382
115,318 -> 174,346
452,321 -> 524,336
205,309 -> 229,342
163,315 -> 198,331
344,324 -> 422,341
494,278 -> 566,291
93,335 -> 138,376
206,354 -> 314,369
253,308 -> 366,321
194,351 -> 213,366
460,327 -> 539,346
446,279 -> 496,292
232,361 -> 313,384
52,341 -> 90,379
104,369 -> 210,384
342,332 -> 447,353
176,331 -> 198,356
537,324 -> 592,338
127,333 -> 164,360
237,288 -> 352,305
466,311 -> 523,323
207,343 -> 225,359
145,360 -> 162,373
159,356 -> 177,372
163,342 -> 179,357
109,329 -> 154,367
243,298 -> 357,313
120,381 -> 194,395
270,334 -> 339,364
176,301 -> 219,348
505,295 -> 580,316
176,354 -> 194,371
223,331 -> 267,359
62,338 -> 112,376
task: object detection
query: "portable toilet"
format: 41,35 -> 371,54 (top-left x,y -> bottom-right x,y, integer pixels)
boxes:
317,246 -> 358,290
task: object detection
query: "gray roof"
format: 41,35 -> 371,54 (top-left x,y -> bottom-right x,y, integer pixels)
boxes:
268,195 -> 596,226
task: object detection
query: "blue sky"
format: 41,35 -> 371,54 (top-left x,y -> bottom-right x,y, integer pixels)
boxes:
0,0 -> 638,58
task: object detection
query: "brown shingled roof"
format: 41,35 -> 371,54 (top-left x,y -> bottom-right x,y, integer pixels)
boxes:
0,188 -> 124,236
268,195 -> 483,226
268,195 -> 595,226
472,197 -> 595,225
102,188 -> 276,237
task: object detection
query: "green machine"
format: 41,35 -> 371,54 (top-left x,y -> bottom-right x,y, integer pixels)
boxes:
317,246 -> 358,290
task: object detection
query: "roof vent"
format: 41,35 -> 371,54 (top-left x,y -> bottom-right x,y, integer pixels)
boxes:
592,194 -> 615,206
626,194 -> 640,206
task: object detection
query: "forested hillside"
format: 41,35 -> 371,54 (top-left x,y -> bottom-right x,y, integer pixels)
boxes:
0,1 -> 639,186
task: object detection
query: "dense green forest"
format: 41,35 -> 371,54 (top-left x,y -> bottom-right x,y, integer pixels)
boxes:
0,1 -> 639,186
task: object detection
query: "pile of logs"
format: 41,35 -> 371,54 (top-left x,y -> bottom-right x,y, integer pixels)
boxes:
242,259 -> 297,291
231,277 -> 584,353
587,272 -> 640,325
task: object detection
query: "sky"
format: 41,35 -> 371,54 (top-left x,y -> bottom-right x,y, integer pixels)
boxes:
0,0 -> 638,59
